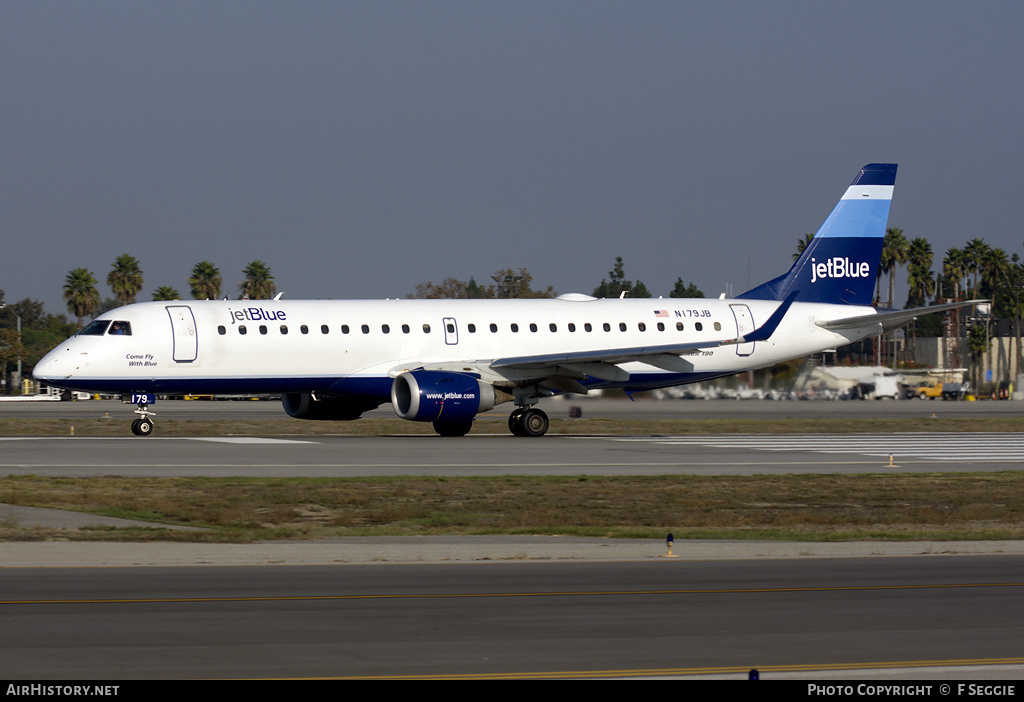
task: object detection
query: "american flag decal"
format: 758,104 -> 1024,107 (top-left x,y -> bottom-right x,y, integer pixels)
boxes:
654,310 -> 668,317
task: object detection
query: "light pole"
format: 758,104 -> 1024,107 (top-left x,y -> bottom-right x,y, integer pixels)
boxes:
0,304 -> 22,393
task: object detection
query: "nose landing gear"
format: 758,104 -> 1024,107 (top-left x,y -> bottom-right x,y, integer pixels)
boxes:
124,393 -> 156,436
130,414 -> 154,436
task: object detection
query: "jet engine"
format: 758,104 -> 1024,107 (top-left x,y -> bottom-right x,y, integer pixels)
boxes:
391,370 -> 497,423
281,392 -> 380,421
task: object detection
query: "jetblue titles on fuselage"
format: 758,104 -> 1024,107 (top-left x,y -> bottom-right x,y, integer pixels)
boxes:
228,307 -> 287,324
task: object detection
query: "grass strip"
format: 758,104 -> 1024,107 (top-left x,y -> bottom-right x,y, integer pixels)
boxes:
1,473 -> 1022,543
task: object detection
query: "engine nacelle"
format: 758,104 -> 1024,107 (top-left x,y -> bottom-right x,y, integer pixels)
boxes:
391,370 -> 496,423
282,392 -> 379,421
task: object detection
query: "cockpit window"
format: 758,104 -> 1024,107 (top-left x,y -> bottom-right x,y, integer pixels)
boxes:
78,320 -> 110,336
108,321 -> 132,336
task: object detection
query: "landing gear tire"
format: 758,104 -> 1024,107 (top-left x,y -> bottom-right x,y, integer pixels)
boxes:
508,408 -> 526,436
432,420 -> 473,437
509,408 -> 548,437
131,417 -> 153,436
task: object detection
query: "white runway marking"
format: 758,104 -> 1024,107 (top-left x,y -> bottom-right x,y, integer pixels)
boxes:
607,433 -> 1024,462
188,437 -> 317,444
0,437 -> 317,444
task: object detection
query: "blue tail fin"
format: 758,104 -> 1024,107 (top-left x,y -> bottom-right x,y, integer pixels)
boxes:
738,163 -> 897,305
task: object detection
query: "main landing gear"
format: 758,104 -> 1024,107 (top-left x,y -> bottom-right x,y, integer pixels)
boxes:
508,407 -> 549,437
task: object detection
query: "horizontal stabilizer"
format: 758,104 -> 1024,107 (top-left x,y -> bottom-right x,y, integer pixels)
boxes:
816,300 -> 987,333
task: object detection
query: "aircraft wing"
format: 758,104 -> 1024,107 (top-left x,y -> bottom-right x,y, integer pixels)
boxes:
489,292 -> 798,380
816,300 -> 986,333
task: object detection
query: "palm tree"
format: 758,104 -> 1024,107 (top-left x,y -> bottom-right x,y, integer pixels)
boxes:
63,268 -> 100,327
189,261 -> 222,300
793,233 -> 815,262
963,238 -> 990,299
981,246 -> 1010,302
152,286 -> 182,301
943,247 -> 966,300
107,254 -> 143,306
880,227 -> 910,308
905,237 -> 935,308
240,260 -> 276,299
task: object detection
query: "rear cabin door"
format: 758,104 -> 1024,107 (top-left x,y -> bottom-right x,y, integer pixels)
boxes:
730,304 -> 755,356
167,305 -> 198,362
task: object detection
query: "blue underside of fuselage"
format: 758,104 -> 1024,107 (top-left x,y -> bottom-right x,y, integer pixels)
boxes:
40,370 -> 732,402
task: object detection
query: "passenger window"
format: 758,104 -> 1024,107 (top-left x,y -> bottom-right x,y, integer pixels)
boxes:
638,322 -> 646,332
529,323 -> 538,332
568,323 -> 576,332
218,326 -> 226,335
259,325 -> 268,335
511,323 -> 519,333
695,322 -> 703,331
584,323 -> 592,332
301,325 -> 309,334
322,325 -> 330,334
603,323 -> 611,332
446,323 -> 455,334
490,323 -> 498,333
362,324 -> 370,334
714,322 -> 722,331
676,322 -> 684,331
281,325 -> 288,334
402,324 -> 410,334
423,324 -> 431,333
657,322 -> 665,331
467,324 -> 476,333
382,324 -> 390,334
619,322 -> 627,332
239,325 -> 247,335
549,323 -> 557,332
341,325 -> 349,334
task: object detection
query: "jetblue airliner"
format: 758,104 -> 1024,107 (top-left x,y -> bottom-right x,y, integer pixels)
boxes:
34,164 -> 974,437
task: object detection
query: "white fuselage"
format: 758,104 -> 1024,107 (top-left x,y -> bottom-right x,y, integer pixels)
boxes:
35,295 -> 872,401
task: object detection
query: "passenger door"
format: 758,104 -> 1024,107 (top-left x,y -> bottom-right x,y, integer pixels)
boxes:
167,305 -> 198,362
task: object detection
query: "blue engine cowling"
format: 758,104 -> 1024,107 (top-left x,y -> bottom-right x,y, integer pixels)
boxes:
391,371 -> 496,422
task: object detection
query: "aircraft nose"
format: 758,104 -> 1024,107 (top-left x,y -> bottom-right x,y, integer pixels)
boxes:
34,345 -> 78,383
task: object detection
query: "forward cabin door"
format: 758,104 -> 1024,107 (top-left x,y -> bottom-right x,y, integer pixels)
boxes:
167,305 -> 198,362
730,304 -> 755,356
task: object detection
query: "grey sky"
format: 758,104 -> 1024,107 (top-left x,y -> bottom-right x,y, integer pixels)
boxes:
2,1 -> 1022,314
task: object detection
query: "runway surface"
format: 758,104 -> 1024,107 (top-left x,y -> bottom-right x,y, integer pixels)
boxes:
3,556 -> 1024,679
3,432 -> 1024,478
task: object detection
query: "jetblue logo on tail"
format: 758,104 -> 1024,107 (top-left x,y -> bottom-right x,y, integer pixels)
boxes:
738,163 -> 896,305
810,257 -> 871,284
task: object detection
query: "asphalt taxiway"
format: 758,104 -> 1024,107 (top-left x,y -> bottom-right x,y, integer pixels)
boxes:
4,556 -> 1023,680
